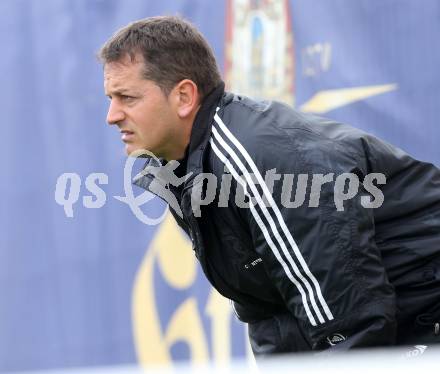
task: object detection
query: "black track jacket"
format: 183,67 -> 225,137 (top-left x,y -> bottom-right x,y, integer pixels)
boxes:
134,83 -> 440,354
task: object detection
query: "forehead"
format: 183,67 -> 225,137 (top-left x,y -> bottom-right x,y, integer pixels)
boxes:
103,56 -> 145,91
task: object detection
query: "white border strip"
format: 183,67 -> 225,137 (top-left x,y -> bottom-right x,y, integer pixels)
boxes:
214,109 -> 333,322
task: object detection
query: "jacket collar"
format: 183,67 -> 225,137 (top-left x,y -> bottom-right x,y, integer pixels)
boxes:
133,82 -> 225,192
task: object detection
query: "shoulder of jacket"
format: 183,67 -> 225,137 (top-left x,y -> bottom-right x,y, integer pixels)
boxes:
212,94 -> 371,173
216,94 -> 294,142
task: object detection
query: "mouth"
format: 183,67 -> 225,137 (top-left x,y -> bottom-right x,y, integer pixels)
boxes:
120,130 -> 135,141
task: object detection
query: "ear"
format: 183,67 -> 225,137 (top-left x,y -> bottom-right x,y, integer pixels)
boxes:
173,79 -> 200,118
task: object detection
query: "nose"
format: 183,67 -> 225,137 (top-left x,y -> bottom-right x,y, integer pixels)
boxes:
106,99 -> 125,126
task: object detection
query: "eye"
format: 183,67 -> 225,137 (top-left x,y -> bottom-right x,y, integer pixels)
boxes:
121,95 -> 135,102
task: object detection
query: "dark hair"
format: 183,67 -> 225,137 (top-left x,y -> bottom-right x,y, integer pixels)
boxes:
98,16 -> 222,101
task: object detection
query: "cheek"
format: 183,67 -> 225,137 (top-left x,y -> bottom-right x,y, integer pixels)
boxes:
133,110 -> 164,141
133,100 -> 174,139
132,107 -> 154,131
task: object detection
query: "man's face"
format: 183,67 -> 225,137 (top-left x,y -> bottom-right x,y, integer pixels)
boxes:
104,55 -> 178,157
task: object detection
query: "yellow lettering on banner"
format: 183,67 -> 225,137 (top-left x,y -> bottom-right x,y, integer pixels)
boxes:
131,214 -> 170,365
155,216 -> 197,291
300,84 -> 398,114
132,212 -> 208,366
206,288 -> 233,363
164,297 -> 209,363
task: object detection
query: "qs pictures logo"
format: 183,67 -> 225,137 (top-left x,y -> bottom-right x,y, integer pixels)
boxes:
131,212 -> 253,366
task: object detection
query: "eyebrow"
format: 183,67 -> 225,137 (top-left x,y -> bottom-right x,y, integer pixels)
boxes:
106,89 -> 132,96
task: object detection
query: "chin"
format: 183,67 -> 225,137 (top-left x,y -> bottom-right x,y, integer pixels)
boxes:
125,144 -> 157,158
125,144 -> 140,157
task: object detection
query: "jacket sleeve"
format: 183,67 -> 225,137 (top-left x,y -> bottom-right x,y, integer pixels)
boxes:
228,125 -> 398,351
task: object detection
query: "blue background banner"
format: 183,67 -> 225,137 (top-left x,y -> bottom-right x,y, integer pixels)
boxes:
1,0 -> 439,371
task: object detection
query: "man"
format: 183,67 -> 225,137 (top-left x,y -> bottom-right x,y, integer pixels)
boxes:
99,16 -> 440,356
